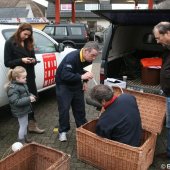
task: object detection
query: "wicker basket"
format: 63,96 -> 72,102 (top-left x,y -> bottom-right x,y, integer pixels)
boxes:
76,88 -> 166,170
0,142 -> 70,170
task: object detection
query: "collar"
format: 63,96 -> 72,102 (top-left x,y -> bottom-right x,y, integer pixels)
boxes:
104,96 -> 117,109
80,48 -> 85,62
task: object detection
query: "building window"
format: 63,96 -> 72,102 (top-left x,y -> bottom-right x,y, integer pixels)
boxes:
85,4 -> 99,10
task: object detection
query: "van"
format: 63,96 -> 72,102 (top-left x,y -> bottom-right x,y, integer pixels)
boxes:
42,23 -> 89,49
0,24 -> 75,107
93,9 -> 170,94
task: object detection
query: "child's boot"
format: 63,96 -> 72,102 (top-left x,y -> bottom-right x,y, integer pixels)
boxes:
24,135 -> 32,143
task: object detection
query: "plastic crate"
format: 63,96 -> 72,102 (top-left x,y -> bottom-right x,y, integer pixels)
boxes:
0,143 -> 70,170
140,58 -> 162,85
76,87 -> 166,170
141,67 -> 160,85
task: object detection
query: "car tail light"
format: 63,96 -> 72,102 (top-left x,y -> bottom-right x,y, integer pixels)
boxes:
100,67 -> 105,84
83,30 -> 88,39
100,71 -> 105,84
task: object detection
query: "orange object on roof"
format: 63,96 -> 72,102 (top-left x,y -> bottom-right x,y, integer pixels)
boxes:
140,57 -> 162,67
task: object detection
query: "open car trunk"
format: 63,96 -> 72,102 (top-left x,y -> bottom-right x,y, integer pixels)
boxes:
92,9 -> 170,94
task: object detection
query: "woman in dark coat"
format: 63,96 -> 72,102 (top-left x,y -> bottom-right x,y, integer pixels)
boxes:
4,23 -> 45,134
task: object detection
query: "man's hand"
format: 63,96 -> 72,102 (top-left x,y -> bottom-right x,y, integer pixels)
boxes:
81,72 -> 93,80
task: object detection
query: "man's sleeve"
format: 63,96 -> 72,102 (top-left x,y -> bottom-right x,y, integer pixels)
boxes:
60,58 -> 81,82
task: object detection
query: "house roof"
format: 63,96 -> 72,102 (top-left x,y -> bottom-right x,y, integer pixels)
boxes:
0,8 -> 29,18
61,11 -> 99,18
0,1 -> 20,7
47,2 -> 100,19
0,0 -> 44,17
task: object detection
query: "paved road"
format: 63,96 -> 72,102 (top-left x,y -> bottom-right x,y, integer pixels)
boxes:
0,54 -> 168,170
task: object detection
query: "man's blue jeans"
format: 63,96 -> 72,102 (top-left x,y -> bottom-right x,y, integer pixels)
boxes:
166,97 -> 170,157
56,85 -> 87,133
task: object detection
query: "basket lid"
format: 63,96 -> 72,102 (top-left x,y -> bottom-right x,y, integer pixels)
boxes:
113,87 -> 166,134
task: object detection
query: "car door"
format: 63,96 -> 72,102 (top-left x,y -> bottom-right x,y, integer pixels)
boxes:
0,62 -> 8,107
33,30 -> 76,90
33,30 -> 60,90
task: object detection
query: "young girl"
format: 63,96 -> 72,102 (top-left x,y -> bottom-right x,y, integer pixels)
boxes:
5,66 -> 36,144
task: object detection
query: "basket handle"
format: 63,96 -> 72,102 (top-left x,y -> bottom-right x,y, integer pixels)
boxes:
113,84 -> 124,94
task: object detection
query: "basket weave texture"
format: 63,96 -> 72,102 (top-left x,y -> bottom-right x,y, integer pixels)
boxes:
0,142 -> 70,170
76,88 -> 166,170
114,87 -> 166,134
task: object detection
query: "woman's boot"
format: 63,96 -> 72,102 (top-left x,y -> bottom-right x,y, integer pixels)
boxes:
28,120 -> 45,134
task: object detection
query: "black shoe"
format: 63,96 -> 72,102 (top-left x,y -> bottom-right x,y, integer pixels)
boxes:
24,137 -> 32,143
18,139 -> 25,144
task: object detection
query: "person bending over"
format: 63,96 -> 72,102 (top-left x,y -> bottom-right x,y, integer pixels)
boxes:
90,84 -> 142,147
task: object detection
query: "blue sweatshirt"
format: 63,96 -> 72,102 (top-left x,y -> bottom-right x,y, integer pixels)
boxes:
96,93 -> 142,147
55,50 -> 92,90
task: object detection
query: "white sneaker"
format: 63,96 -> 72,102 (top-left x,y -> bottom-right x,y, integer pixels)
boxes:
59,132 -> 67,142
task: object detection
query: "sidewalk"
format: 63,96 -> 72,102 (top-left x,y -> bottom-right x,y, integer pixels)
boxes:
0,55 -> 168,170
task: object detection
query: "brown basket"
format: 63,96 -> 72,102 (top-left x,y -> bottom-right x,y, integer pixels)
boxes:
113,87 -> 166,134
0,142 -> 70,170
76,88 -> 166,170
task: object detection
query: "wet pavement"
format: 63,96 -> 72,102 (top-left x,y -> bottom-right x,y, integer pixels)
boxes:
0,54 -> 169,170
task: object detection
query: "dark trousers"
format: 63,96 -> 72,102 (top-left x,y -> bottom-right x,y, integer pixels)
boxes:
28,111 -> 35,121
27,77 -> 38,121
56,85 -> 87,133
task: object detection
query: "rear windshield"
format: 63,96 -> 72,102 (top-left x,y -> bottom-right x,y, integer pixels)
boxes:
70,27 -> 83,35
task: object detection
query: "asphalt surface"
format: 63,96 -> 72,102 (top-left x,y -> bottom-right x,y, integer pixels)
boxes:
0,54 -> 169,170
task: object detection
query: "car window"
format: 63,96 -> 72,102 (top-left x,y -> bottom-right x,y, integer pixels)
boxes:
55,27 -> 67,36
43,27 -> 54,35
3,29 -> 57,54
2,29 -> 16,40
70,27 -> 82,35
33,32 -> 57,54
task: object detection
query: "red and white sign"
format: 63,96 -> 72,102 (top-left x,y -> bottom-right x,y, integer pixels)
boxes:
43,53 -> 57,87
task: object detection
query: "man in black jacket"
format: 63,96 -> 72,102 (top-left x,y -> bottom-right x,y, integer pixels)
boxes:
90,84 -> 142,147
55,41 -> 100,142
153,21 -> 170,159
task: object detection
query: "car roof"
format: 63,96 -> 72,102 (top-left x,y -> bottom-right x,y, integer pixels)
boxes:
92,9 -> 170,25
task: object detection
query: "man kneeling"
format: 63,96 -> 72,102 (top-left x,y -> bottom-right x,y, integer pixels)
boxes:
90,85 -> 142,147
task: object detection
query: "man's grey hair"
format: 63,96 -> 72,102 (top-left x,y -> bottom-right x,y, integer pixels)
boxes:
83,41 -> 100,52
90,84 -> 113,104
153,21 -> 170,34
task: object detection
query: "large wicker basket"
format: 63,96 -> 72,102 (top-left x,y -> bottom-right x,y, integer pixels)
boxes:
76,87 -> 166,170
0,142 -> 70,170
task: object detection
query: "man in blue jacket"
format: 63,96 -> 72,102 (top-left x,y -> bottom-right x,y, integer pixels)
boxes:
55,41 -> 100,141
90,84 -> 142,147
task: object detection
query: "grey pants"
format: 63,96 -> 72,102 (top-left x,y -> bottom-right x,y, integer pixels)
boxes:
17,114 -> 28,140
